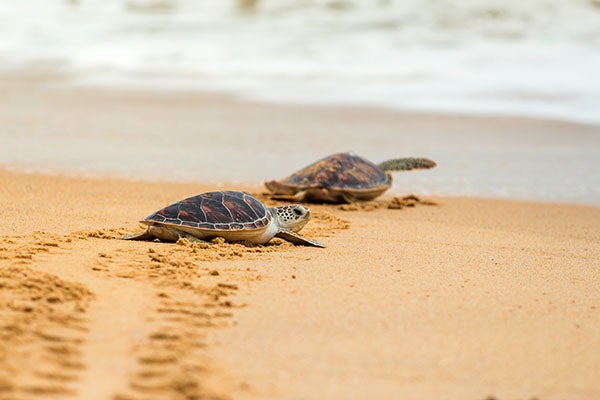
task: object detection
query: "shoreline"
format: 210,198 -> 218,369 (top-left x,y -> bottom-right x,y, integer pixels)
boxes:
2,164 -> 599,209
2,69 -> 600,205
1,168 -> 599,399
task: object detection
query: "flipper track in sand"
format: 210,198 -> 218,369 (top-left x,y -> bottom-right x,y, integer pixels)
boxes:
0,233 -> 92,399
1,230 -> 244,400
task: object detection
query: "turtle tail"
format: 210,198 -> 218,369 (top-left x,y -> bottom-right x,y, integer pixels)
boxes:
377,157 -> 437,172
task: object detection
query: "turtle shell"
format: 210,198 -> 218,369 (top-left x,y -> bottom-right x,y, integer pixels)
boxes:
282,152 -> 389,191
144,191 -> 270,231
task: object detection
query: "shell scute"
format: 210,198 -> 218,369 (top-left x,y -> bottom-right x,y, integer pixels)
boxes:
145,191 -> 270,231
284,153 -> 388,191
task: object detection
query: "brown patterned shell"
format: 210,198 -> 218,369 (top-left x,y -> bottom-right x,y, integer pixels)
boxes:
144,191 -> 271,231
281,152 -> 389,191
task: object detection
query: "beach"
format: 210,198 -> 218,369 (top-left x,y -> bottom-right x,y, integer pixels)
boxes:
2,74 -> 600,400
3,69 -> 600,203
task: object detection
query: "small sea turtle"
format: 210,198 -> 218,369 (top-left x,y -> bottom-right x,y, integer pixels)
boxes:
122,190 -> 324,247
265,152 -> 437,203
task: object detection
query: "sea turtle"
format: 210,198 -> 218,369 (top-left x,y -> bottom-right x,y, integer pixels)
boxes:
265,152 -> 437,203
121,190 -> 324,247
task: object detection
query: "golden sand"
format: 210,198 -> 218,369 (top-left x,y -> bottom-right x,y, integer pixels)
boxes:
1,168 -> 599,400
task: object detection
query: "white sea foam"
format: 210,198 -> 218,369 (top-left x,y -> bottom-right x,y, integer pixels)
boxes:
1,0 -> 599,123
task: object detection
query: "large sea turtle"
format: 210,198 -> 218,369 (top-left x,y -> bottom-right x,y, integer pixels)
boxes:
122,191 -> 324,247
265,152 -> 437,203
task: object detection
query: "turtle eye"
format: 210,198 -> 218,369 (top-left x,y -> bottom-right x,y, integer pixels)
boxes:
293,207 -> 303,216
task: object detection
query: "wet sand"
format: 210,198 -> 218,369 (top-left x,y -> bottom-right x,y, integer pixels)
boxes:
1,71 -> 600,400
2,68 -> 600,203
1,168 -> 599,400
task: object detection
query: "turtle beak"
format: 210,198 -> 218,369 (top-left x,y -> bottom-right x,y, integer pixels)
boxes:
300,205 -> 311,219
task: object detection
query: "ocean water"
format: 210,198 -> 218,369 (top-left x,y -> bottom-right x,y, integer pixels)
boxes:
1,0 -> 599,124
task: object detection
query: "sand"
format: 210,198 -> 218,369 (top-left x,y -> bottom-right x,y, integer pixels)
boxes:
1,71 -> 600,400
1,167 -> 599,400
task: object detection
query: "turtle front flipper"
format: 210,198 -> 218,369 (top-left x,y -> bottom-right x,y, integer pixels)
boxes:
275,229 -> 325,248
265,180 -> 298,195
270,191 -> 308,202
377,157 -> 437,172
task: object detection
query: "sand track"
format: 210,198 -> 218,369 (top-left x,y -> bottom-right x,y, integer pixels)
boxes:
0,233 -> 92,399
0,230 -> 248,400
27,239 -> 157,400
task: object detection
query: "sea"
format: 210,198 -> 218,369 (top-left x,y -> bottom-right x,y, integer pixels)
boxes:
1,0 -> 599,204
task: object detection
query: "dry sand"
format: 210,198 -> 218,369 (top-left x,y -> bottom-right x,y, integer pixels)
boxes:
1,168 -> 599,400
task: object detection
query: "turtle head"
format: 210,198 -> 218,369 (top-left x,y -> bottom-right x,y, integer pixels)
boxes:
270,204 -> 312,232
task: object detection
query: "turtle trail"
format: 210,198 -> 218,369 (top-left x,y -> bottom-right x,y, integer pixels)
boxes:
22,238 -> 156,400
0,228 -> 249,400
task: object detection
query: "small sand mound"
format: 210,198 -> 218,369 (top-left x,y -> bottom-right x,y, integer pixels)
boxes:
339,201 -> 381,211
387,195 -> 438,209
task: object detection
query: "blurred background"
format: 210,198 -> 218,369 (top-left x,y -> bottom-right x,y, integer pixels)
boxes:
1,0 -> 599,123
1,0 -> 599,204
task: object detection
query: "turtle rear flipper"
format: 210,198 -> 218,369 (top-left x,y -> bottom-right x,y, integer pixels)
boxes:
275,229 -> 325,248
271,189 -> 338,203
119,230 -> 154,241
378,157 -> 437,172
273,188 -> 347,204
